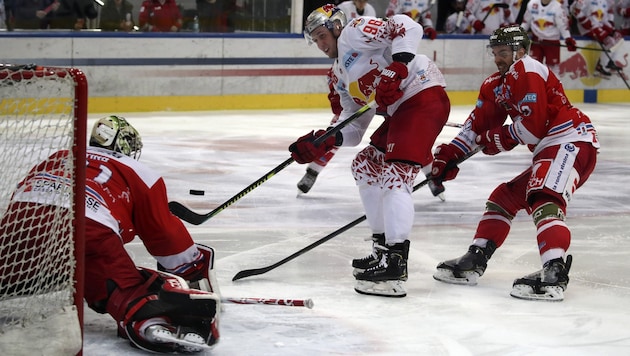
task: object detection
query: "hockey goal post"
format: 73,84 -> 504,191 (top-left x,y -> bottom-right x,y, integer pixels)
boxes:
0,64 -> 87,355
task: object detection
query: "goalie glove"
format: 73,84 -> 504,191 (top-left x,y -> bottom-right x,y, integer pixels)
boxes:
375,61 -> 408,110
289,129 -> 338,164
475,125 -> 519,155
565,37 -> 577,52
431,143 -> 464,183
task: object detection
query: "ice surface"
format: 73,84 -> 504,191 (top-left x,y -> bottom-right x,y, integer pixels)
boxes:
84,103 -> 630,355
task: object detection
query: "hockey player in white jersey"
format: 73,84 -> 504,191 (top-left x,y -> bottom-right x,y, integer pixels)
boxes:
521,0 -> 577,76
465,0 -> 510,34
290,4 -> 450,297
386,0 -> 439,40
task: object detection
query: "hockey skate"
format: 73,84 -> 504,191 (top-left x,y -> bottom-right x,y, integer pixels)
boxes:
433,241 -> 496,286
351,233 -> 386,276
510,255 -> 572,302
595,60 -> 612,77
297,168 -> 318,194
354,240 -> 409,297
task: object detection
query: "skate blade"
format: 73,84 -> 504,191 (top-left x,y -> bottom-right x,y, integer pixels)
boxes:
436,192 -> 445,202
354,280 -> 406,297
149,328 -> 211,352
433,268 -> 479,286
509,284 -> 565,302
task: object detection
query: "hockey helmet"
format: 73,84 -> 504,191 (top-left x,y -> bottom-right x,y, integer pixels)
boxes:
488,25 -> 531,52
304,4 -> 347,44
90,115 -> 143,159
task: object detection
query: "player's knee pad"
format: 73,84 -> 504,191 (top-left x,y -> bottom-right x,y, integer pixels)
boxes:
484,201 -> 515,221
121,269 -> 220,349
351,145 -> 384,185
532,202 -> 565,226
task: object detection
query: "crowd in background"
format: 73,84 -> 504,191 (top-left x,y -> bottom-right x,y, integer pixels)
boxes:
0,0 -> 628,39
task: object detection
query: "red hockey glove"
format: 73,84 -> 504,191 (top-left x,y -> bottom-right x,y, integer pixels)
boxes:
591,26 -> 612,42
424,26 -> 437,40
473,20 -> 485,32
431,143 -> 463,183
476,126 -> 519,155
621,7 -> 630,18
289,129 -> 337,164
375,61 -> 408,109
565,37 -> 577,52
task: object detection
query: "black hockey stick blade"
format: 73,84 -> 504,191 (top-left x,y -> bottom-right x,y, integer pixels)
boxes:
169,102 -> 376,225
231,146 -> 481,281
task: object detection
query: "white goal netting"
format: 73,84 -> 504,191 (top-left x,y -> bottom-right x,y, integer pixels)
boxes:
0,65 -> 87,355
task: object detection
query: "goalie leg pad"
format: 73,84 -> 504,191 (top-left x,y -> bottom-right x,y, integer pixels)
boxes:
121,269 -> 220,352
354,280 -> 407,298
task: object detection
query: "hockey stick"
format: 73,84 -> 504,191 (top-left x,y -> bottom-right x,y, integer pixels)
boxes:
169,102 -> 376,225
476,3 -> 509,34
222,297 -> 314,308
232,145 -> 481,282
534,41 -> 609,52
596,41 -> 630,90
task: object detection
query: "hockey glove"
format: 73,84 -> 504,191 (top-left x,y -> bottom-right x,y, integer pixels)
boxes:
424,26 -> 437,40
375,61 -> 408,109
476,125 -> 519,155
565,37 -> 577,52
289,129 -> 337,164
473,20 -> 485,32
621,7 -> 630,18
591,26 -> 612,42
431,143 -> 464,182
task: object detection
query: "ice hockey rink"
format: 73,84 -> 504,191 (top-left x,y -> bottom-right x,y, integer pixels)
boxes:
83,102 -> 630,355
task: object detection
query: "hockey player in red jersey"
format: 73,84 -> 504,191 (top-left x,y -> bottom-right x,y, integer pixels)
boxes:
430,26 -> 599,301
290,5 -> 450,297
0,116 -> 219,352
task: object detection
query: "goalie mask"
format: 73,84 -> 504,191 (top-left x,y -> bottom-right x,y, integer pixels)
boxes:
488,25 -> 531,53
90,115 -> 143,159
304,4 -> 347,45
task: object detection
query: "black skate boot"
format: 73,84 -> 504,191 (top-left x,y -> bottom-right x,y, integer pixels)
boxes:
297,168 -> 318,194
354,240 -> 409,297
433,240 -> 497,286
352,233 -> 386,275
595,60 -> 612,76
510,255 -> 572,302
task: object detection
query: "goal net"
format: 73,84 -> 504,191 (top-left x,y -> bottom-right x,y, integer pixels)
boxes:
0,64 -> 87,355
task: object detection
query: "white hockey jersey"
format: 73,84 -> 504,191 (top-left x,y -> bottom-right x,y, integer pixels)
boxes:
521,0 -> 572,41
386,0 -> 435,28
337,0 -> 377,20
466,0 -> 510,34
332,14 -> 446,146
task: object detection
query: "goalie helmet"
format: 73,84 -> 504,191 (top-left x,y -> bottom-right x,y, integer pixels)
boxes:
488,25 -> 531,52
90,115 -> 143,159
304,4 -> 347,45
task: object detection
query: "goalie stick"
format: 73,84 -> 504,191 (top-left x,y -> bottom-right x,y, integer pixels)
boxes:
232,144 -> 481,282
169,102 -> 376,225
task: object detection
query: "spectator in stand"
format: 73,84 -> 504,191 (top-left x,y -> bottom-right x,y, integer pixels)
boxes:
99,0 -> 134,31
196,0 -> 236,32
465,0 -> 510,35
48,0 -> 97,29
11,0 -> 58,29
570,0 -> 624,76
337,0 -> 375,19
1,0 -> 7,29
386,0 -> 438,40
139,0 -> 182,32
617,0 -> 630,36
521,0 -> 577,76
445,0 -> 471,33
